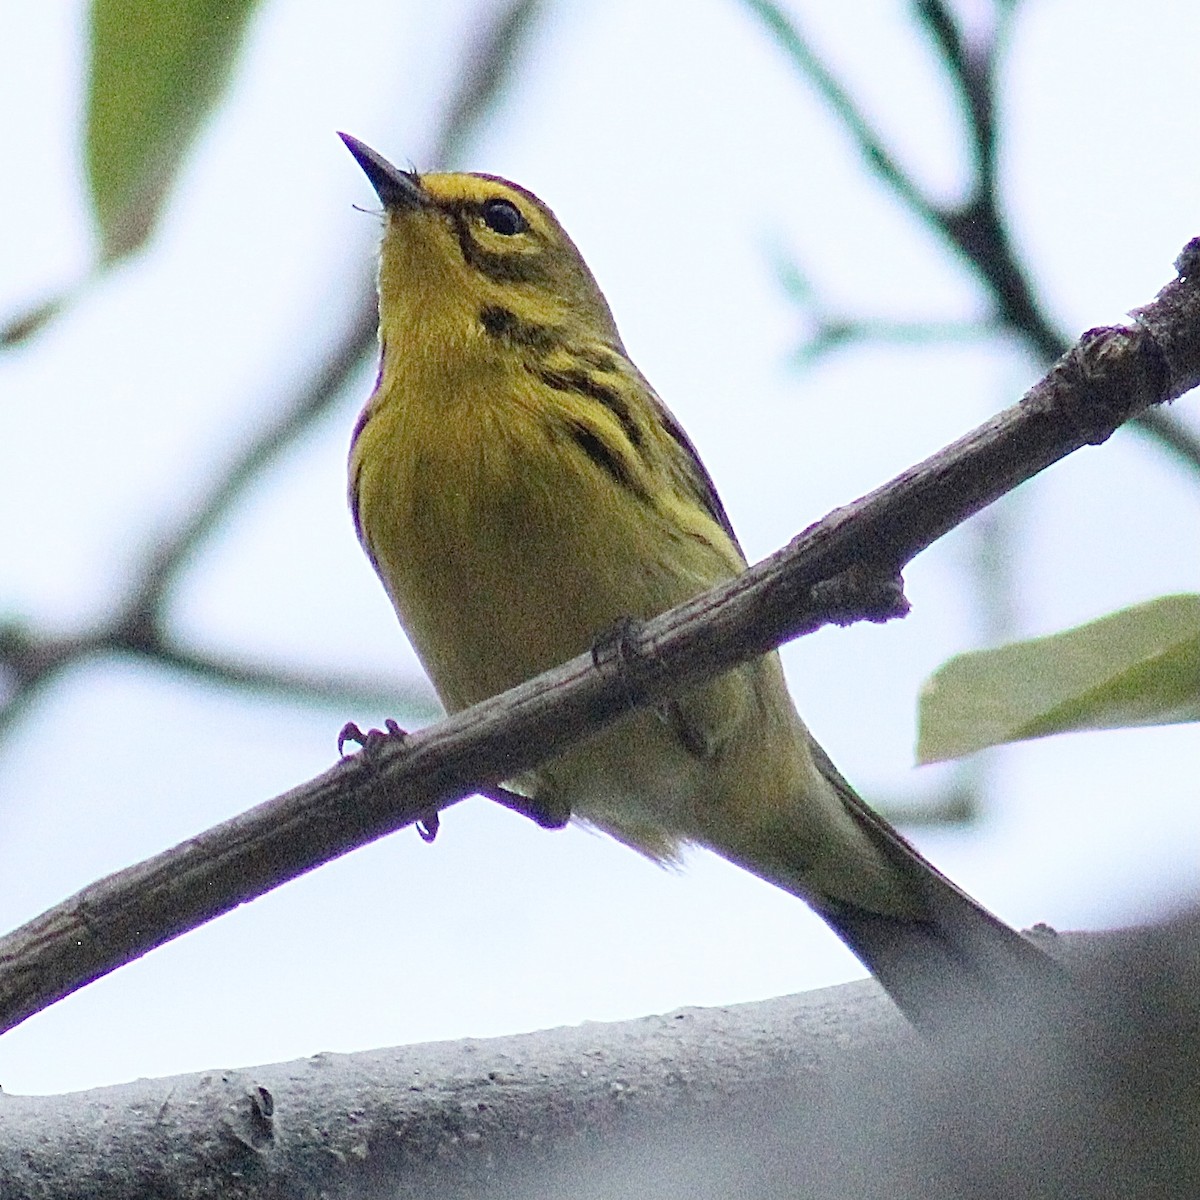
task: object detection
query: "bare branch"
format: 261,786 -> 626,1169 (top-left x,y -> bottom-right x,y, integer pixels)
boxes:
773,245 -> 996,363
0,613 -> 440,743
742,0 -> 943,226
120,0 -> 549,631
741,0 -> 1058,348
795,314 -> 996,364
913,0 -> 998,193
0,0 -> 547,745
431,0 -> 547,169
744,0 -> 1200,472
122,295 -> 380,626
119,639 -> 441,719
0,247 -> 1195,1035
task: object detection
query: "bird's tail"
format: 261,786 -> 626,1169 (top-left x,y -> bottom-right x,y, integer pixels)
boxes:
801,737 -> 1061,1032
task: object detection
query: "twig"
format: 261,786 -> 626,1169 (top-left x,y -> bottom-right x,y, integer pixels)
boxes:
795,316 -> 996,364
0,245 -> 1195,1034
119,639 -> 441,719
0,616 -> 439,741
119,0 -> 548,632
0,0 -> 546,741
742,0 -> 938,226
772,246 -> 997,363
744,0 -> 1200,471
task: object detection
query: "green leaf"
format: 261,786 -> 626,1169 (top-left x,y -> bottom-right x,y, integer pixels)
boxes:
84,0 -> 259,263
917,594 -> 1200,763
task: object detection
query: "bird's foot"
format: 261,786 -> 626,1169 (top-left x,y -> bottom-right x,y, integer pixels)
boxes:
337,717 -> 406,756
590,615 -> 643,672
479,784 -> 570,830
337,718 -> 440,842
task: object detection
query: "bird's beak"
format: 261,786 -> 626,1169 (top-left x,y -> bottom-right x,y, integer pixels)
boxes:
338,133 -> 425,209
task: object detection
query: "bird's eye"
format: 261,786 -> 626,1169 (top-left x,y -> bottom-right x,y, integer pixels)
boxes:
481,198 -> 527,236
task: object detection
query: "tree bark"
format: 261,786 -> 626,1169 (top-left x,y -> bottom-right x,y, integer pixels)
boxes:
3,919 -> 1198,1199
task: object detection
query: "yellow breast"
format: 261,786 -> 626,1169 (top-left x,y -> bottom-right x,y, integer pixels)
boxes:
351,345 -> 710,713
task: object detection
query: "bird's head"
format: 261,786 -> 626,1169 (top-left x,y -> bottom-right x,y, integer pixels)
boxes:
339,133 -> 622,350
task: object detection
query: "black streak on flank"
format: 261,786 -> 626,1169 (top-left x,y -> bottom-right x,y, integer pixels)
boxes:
575,344 -> 623,373
451,209 -> 543,283
656,404 -> 740,547
563,418 -> 650,503
347,461 -> 373,556
537,366 -> 644,450
479,306 -> 559,351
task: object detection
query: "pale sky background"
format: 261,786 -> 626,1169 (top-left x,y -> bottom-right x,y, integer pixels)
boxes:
0,0 -> 1197,1096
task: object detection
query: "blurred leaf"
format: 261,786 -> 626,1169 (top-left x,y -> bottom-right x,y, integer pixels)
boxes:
917,594 -> 1200,763
85,0 -> 259,263
0,293 -> 68,347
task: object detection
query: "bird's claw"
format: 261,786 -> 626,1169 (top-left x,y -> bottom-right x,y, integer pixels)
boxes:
338,717 -> 406,757
338,719 -> 439,842
590,615 -> 642,671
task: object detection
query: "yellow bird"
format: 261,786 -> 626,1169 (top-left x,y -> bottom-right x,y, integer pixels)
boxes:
340,133 -> 1054,1027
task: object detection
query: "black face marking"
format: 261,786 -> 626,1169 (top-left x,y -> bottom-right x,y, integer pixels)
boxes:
536,366 -> 644,450
450,208 -> 543,283
561,418 -> 650,502
479,306 -> 559,350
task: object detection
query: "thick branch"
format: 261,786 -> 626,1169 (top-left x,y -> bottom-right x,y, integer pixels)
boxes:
0,249 -> 1196,1035
2,921 -> 1198,1200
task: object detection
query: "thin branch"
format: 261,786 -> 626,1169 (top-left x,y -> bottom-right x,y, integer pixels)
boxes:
740,0 -> 1059,347
432,0 -> 547,169
0,624 -> 89,740
1130,404 -> 1200,472
121,0 -> 548,628
122,292 -> 380,625
743,0 -> 1200,473
0,619 -> 440,743
120,639 -> 441,719
0,0 -> 547,744
772,247 -> 996,363
741,0 -> 943,227
794,315 -> 996,364
913,0 -> 999,195
0,247 -> 1195,1035
871,779 -> 979,827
